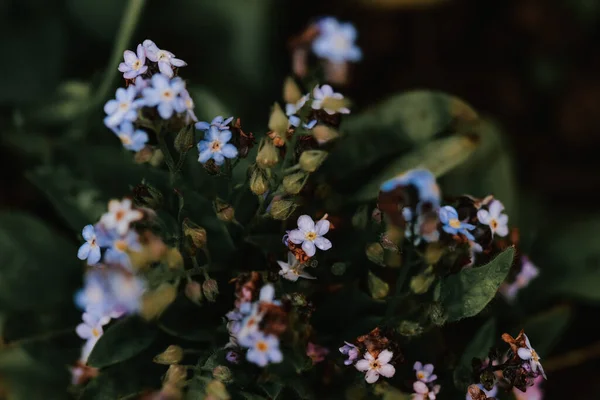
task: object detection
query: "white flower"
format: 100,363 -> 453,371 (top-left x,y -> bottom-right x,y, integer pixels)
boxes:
287,215 -> 332,257
143,40 -> 187,78
76,312 -> 111,362
517,334 -> 547,379
413,381 -> 441,400
311,84 -> 350,115
278,252 -> 316,282
312,17 -> 362,63
477,200 -> 509,237
355,349 -> 396,383
100,198 -> 143,236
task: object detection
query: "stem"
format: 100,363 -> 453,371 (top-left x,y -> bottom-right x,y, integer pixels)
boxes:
543,340 -> 600,372
6,327 -> 75,347
385,245 -> 414,321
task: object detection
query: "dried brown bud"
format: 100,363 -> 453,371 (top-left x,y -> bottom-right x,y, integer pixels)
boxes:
256,138 -> 280,169
282,171 -> 308,195
268,102 -> 289,136
299,150 -> 328,172
141,283 -> 177,320
132,182 -> 164,210
134,146 -> 154,164
164,365 -> 187,388
250,168 -> 269,195
184,280 -> 203,304
283,76 -> 303,104
154,345 -> 184,365
183,219 -> 207,249
212,366 -> 233,383
202,279 -> 219,302
269,199 -> 298,220
214,198 -> 235,222
174,125 -> 195,153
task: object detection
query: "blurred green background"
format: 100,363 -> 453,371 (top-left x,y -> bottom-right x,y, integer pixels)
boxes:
1,0 -> 600,398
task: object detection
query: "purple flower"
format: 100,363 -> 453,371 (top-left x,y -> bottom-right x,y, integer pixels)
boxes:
517,334 -> 547,379
179,88 -> 198,123
312,17 -> 362,63
466,384 -> 497,400
380,169 -> 441,209
103,86 -> 142,128
413,381 -> 441,400
197,126 -> 238,166
112,122 -> 148,152
243,331 -> 283,367
355,349 -> 395,383
143,40 -> 187,78
311,84 -> 350,115
414,361 -> 438,383
226,351 -> 241,364
439,206 -> 476,240
195,116 -> 234,132
477,199 -> 509,237
287,215 -> 332,257
339,341 -> 359,365
103,230 -> 142,269
77,225 -> 101,265
500,256 -> 539,302
77,312 -> 111,362
142,73 -> 186,119
118,44 -> 148,79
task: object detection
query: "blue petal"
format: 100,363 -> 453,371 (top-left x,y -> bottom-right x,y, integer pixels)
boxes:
246,349 -> 268,367
219,129 -> 232,143
195,121 -> 210,131
462,230 -> 475,241
198,149 -> 213,163
157,103 -> 173,119
207,126 -> 220,142
442,225 -> 457,235
197,140 -> 209,152
88,246 -> 102,265
82,225 -> 95,241
221,144 -> 238,159
288,115 -> 300,127
78,242 -> 91,260
212,153 -> 225,165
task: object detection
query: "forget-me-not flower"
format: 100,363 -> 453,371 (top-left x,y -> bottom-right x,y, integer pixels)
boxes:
100,198 -> 143,236
143,40 -> 187,78
312,17 -> 362,63
287,215 -> 332,257
243,331 -> 283,367
108,272 -> 146,315
75,271 -> 112,316
179,88 -> 198,123
118,44 -> 148,80
477,199 -> 509,237
112,122 -> 148,152
355,349 -> 396,383
103,230 -> 142,268
499,256 -> 540,302
77,312 -> 111,362
311,84 -> 350,115
339,341 -> 359,366
517,334 -> 547,379
414,361 -> 438,383
413,381 -> 441,400
77,225 -> 101,265
278,251 -> 316,281
103,86 -> 142,128
380,169 -> 441,209
439,206 -> 476,240
142,73 -> 186,120
195,116 -> 234,132
197,126 -> 238,166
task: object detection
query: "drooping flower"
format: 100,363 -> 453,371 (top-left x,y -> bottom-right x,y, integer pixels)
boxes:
195,116 -> 234,132
306,342 -> 329,364
103,86 -> 142,128
103,230 -> 142,268
466,384 -> 497,400
112,121 -> 148,152
380,169 -> 441,208
439,206 -> 476,240
311,84 -> 350,115
312,17 -> 362,63
499,256 -> 540,302
278,251 -> 316,281
339,341 -> 359,366
178,88 -> 198,123
355,349 -> 396,383
414,361 -> 438,383
100,198 -> 143,236
118,44 -> 148,80
141,73 -> 186,119
243,331 -> 283,367
477,200 -> 509,237
77,225 -> 102,265
143,40 -> 187,78
287,215 -> 332,257
517,334 -> 547,379
197,126 -> 238,166
413,381 -> 441,400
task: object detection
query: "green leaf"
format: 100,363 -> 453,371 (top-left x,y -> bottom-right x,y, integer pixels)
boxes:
368,270 -> 390,299
0,212 -> 81,311
518,305 -> 571,358
87,317 -> 158,368
440,247 -> 514,322
453,318 -> 496,390
259,382 -> 284,399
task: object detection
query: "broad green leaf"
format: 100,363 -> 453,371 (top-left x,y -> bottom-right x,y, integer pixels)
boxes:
87,317 -> 158,368
368,270 -> 390,299
440,247 -> 514,322
518,305 -> 571,358
0,212 -> 81,311
453,318 -> 496,390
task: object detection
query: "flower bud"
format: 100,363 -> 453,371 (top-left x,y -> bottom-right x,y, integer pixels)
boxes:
206,380 -> 230,400
154,345 -> 184,365
365,242 -> 385,266
185,280 -> 203,304
282,171 -> 308,195
410,267 -> 435,294
269,199 -> 298,220
214,198 -> 235,222
150,148 -> 165,167
202,279 -> 219,302
132,182 -> 164,210
183,219 -> 207,249
399,320 -> 424,337
164,365 -> 187,388
141,283 -> 177,320
174,125 -> 195,153
250,168 -> 269,195
164,248 -> 184,270
268,102 -> 288,136
158,383 -> 183,400
312,125 -> 340,144
290,292 -> 308,307
424,243 -> 444,265
134,146 -> 154,164
283,76 -> 303,104
299,150 -> 328,173
256,138 -> 280,169
212,366 -> 233,383
427,302 -> 447,326
367,270 -> 389,300
330,262 -> 346,276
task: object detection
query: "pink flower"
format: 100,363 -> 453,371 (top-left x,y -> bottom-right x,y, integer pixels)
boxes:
413,361 -> 437,383
306,342 -> 329,365
355,349 -> 396,383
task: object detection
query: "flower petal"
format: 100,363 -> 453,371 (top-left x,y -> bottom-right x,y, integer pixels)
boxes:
207,126 -> 220,142
195,121 -> 210,131
221,144 -> 238,159
212,153 -> 225,165
413,361 -> 423,371
477,209 -> 490,224
88,246 -> 102,265
82,225 -> 95,241
315,220 -> 330,235
517,347 -> 532,360
302,240 -> 316,257
423,364 -> 434,374
297,215 -> 315,233
489,200 -> 504,217
365,369 -> 380,383
158,61 -> 174,77
287,229 -> 305,244
355,359 -> 370,372
495,224 -> 509,237
76,323 -> 92,339
219,129 -> 232,143
314,237 -> 332,251
77,243 -> 91,261
198,149 -> 213,163
157,102 -> 173,119
413,381 -> 429,394
378,363 -> 395,378
259,284 -> 275,302
377,350 -> 393,364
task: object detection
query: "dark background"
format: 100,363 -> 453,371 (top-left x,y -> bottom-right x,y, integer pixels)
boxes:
1,0 -> 599,397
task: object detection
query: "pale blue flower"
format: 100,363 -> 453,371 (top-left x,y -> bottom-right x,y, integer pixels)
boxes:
477,199 -> 509,237
103,86 -> 143,128
413,361 -> 437,383
103,230 -> 142,268
380,169 -> 441,209
244,331 -> 283,367
195,116 -> 234,132
143,39 -> 187,78
112,122 -> 148,152
287,215 -> 332,257
312,17 -> 362,63
75,271 -> 112,316
141,73 -> 186,119
311,84 -> 350,115
197,126 -> 238,166
178,88 -> 198,123
108,272 -> 146,315
339,341 -> 359,366
77,225 -> 101,265
118,44 -> 148,80
439,206 -> 475,240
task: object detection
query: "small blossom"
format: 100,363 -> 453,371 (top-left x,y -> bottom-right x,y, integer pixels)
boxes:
413,381 -> 441,400
439,206 -> 476,240
77,225 -> 101,265
143,40 -> 187,78
466,384 -> 497,400
100,198 -> 143,236
380,169 -> 441,208
103,230 -> 142,268
226,351 -> 241,364
108,272 -> 146,315
142,73 -> 186,119
403,208 -> 440,245
339,341 -> 359,366
311,84 -> 350,115
178,88 -> 198,123
76,312 -> 111,361
413,361 -> 437,383
306,342 -> 329,365
287,215 -> 332,257
103,86 -> 142,128
517,334 -> 547,379
278,252 -> 316,281
243,332 -> 283,367
75,271 -> 111,316
195,116 -> 234,132
500,256 -> 540,302
118,44 -> 148,79
197,126 -> 238,166
312,17 -> 362,63
112,121 -> 148,152
286,94 -> 309,127
355,349 -> 396,383
477,200 -> 509,237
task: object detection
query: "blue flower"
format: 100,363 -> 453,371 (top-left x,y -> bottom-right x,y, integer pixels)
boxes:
112,122 -> 148,152
312,17 -> 362,63
141,73 -> 186,119
75,271 -> 113,316
197,126 -> 238,165
143,39 -> 187,78
438,206 -> 475,240
108,272 -> 146,315
118,44 -> 148,80
179,88 -> 198,123
77,225 -> 101,265
103,86 -> 143,128
380,169 -> 441,209
243,331 -> 283,367
103,230 -> 142,269
195,116 -> 234,132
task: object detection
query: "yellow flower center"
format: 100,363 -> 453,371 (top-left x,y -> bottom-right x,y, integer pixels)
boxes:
119,102 -> 129,110
305,231 -> 317,241
115,210 -> 125,221
92,328 -> 100,338
371,361 -> 380,369
490,219 -> 498,230
256,341 -> 268,352
115,240 -> 128,252
531,349 -> 539,362
157,51 -> 169,61
417,372 -> 425,380
449,219 -> 461,229
132,60 -> 141,70
162,89 -> 173,100
119,135 -> 132,145
210,140 -> 222,152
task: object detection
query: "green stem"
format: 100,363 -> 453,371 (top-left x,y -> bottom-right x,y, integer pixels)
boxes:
385,245 -> 414,321
157,131 -> 176,177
